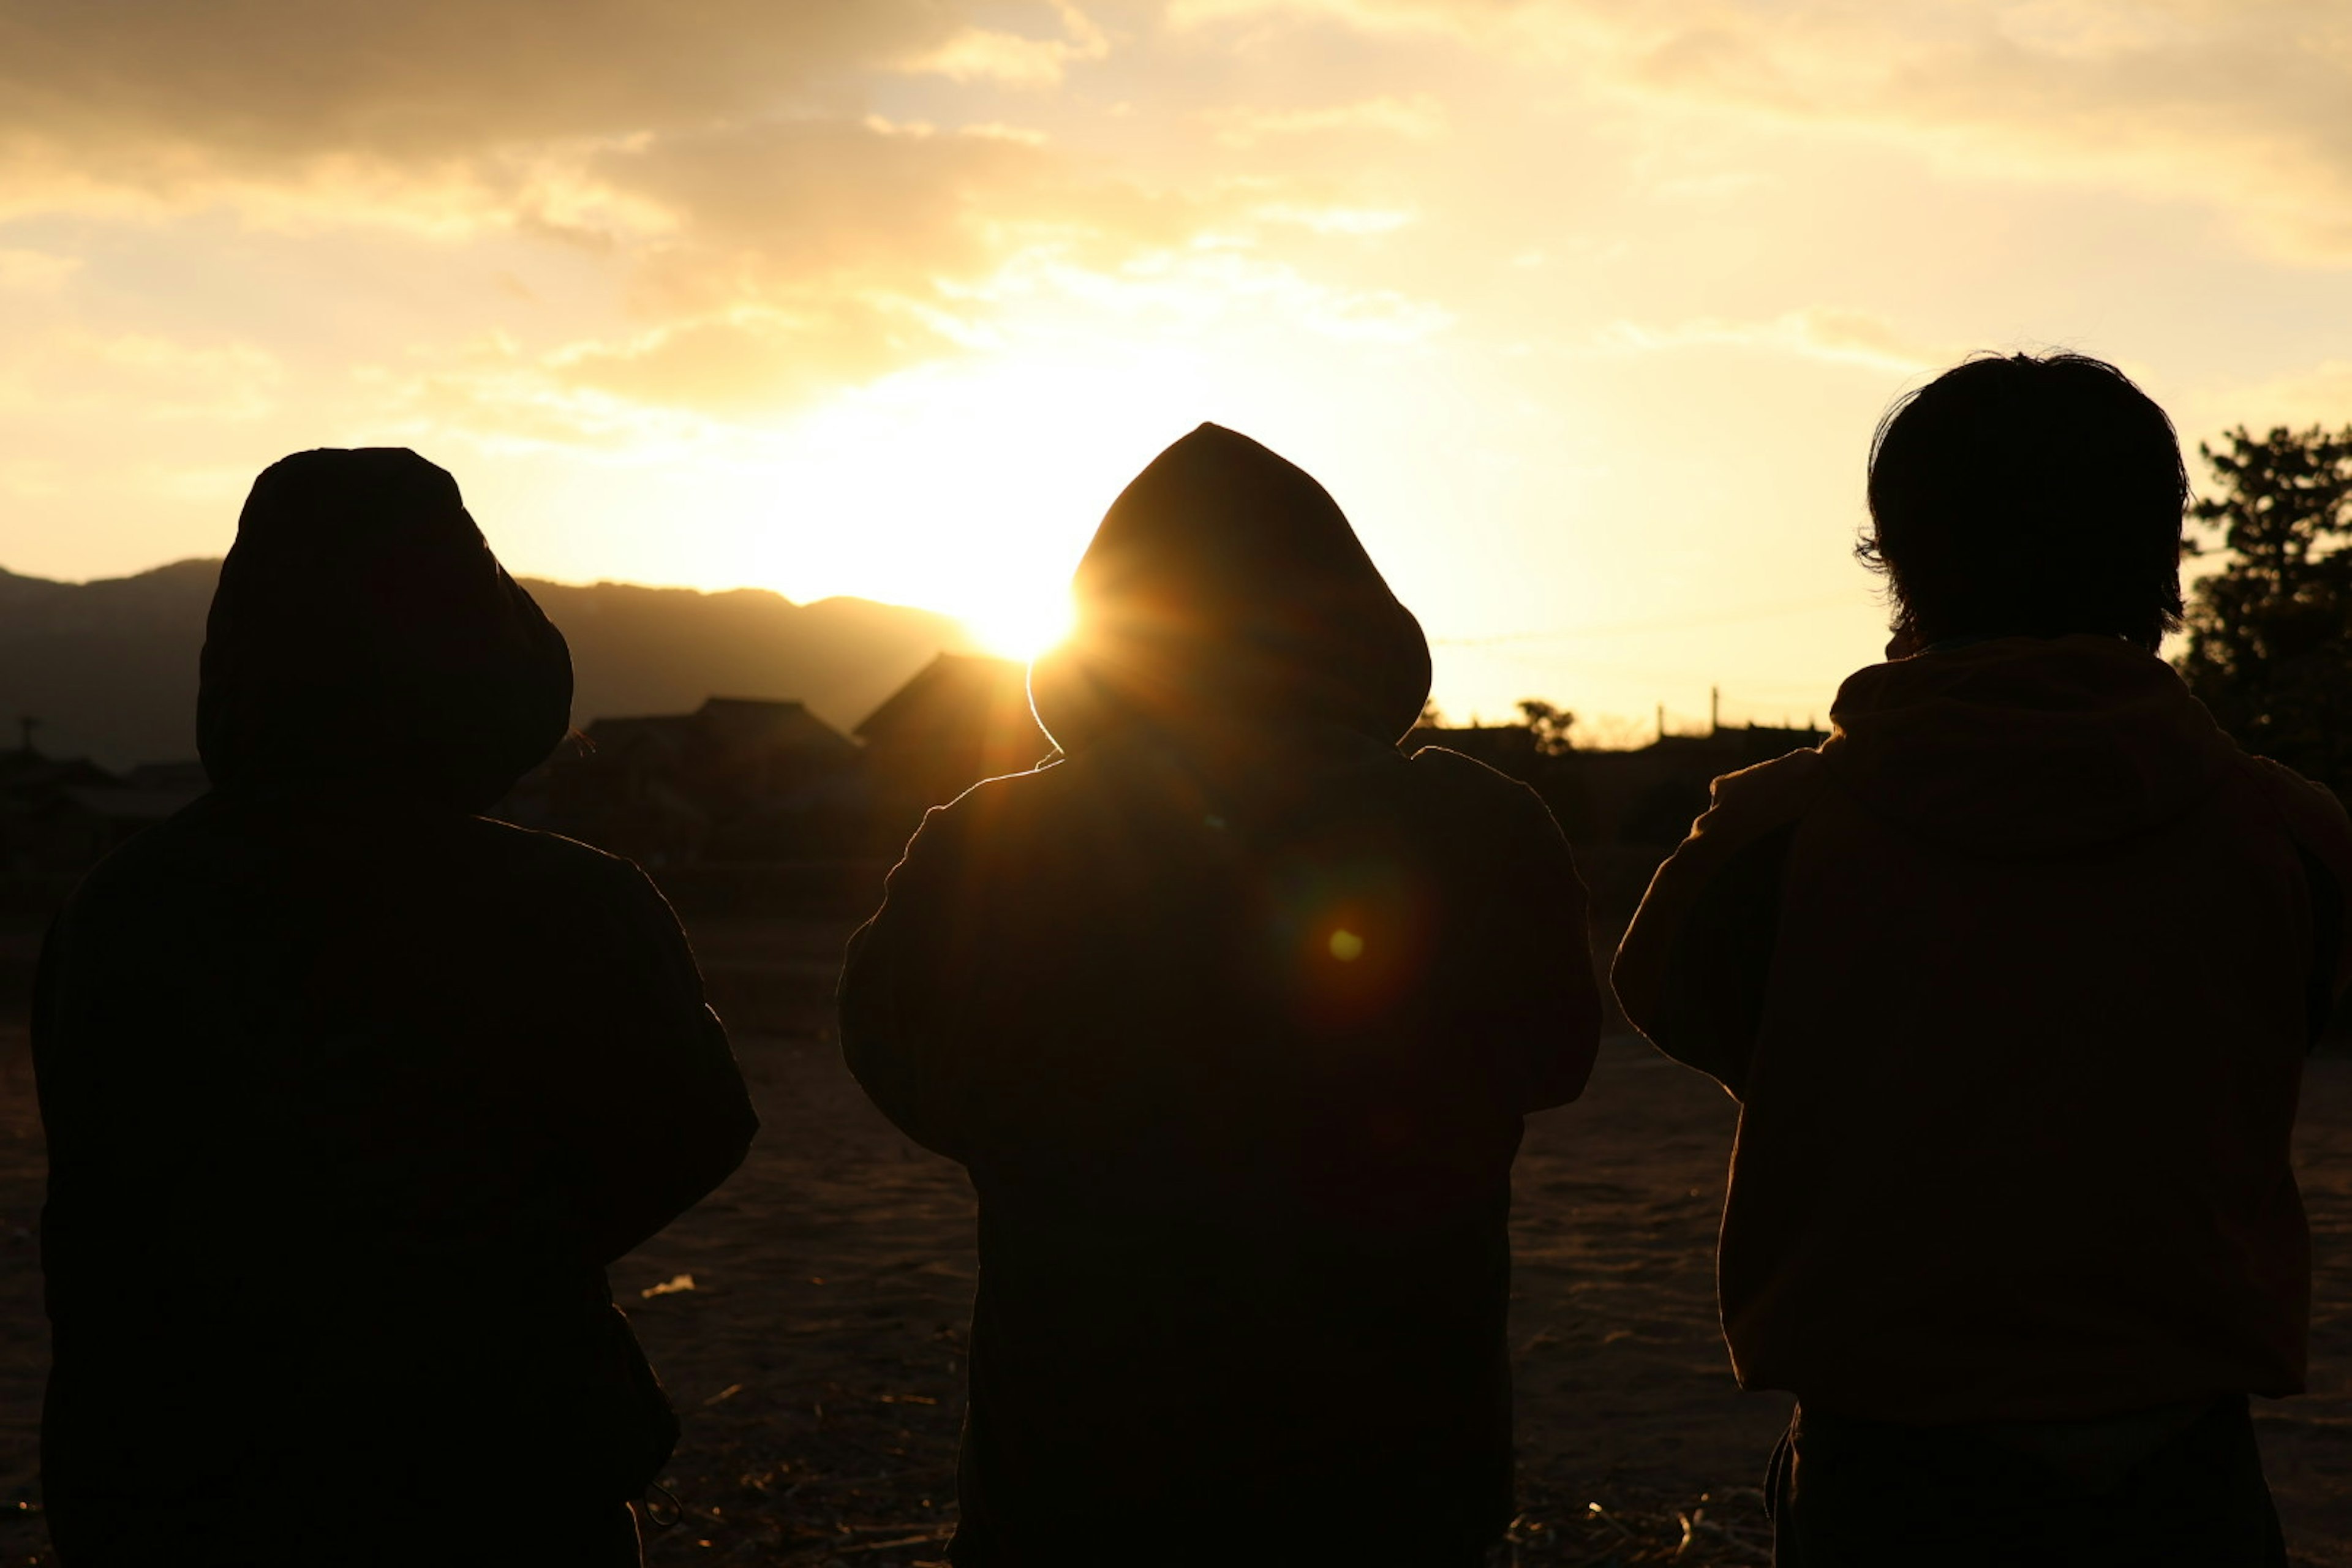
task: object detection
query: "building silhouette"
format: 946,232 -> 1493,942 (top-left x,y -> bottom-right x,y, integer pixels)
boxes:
1,662 -> 1821,931
853,653 -> 1055,848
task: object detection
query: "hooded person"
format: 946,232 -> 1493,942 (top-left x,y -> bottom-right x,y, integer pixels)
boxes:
33,449 -> 757,1567
837,423 -> 1602,1566
1612,356 -> 2352,1566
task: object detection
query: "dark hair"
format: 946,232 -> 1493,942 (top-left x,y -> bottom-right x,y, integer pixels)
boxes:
1860,352 -> 2188,652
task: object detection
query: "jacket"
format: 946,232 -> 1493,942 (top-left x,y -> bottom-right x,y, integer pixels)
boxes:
34,450 -> 756,1556
840,424 -> 1601,1562
1614,635 -> 2352,1423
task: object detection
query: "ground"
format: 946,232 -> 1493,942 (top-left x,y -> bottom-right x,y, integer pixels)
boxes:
5,916 -> 2352,1566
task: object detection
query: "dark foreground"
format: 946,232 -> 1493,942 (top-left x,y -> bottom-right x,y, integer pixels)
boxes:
6,918 -> 2352,1565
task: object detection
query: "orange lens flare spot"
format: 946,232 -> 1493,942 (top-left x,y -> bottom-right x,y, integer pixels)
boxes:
1327,929 -> 1365,962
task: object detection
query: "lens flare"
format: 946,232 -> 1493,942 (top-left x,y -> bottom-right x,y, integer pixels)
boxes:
965,586 -> 1076,663
1328,929 -> 1365,962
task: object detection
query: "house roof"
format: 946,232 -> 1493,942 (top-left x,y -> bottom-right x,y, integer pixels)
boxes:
62,786 -> 202,824
580,714 -> 698,759
693,697 -> 857,758
581,699 -> 858,767
854,654 -> 1041,746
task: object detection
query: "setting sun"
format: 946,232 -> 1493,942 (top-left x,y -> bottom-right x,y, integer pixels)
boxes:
6,1 -> 2352,737
964,584 -> 1077,663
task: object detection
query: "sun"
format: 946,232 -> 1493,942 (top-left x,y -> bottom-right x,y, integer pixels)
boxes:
963,584 -> 1077,663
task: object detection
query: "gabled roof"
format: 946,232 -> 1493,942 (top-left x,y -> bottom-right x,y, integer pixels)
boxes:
62,786 -> 200,824
0,752 -> 119,795
580,714 -> 698,758
854,653 -> 1041,747
694,697 -> 857,758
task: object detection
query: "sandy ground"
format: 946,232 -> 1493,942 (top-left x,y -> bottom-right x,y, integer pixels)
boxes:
4,918 -> 2352,1565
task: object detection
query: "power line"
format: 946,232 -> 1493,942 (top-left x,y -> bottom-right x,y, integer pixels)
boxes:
1442,646 -> 1840,695
1430,590 -> 1871,647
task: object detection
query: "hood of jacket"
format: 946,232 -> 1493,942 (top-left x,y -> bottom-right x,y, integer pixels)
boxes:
1028,423 -> 1430,754
1820,634 -> 2239,859
197,447 -> 573,813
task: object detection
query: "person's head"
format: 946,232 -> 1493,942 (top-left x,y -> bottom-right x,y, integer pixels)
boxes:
198,448 -> 572,812
1861,352 -> 2188,654
1027,423 -> 1430,753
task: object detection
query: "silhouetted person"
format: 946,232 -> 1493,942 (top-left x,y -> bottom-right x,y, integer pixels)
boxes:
838,424 -> 1602,1566
33,450 -> 756,1566
1614,354 -> 2352,1566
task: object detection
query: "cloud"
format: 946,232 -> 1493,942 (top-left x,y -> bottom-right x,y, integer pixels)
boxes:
551,304 -> 963,414
1167,0 -> 1534,34
0,0 -> 1449,429
0,2 -> 1096,236
0,1 -> 957,170
305,108 -> 1218,431
0,247 -> 77,289
1208,94 -> 1446,148
0,327 -> 282,421
900,4 -> 1112,88
2193,359 -> 2352,437
537,116 -> 1197,413
1253,203 -> 1417,235
581,118 -> 1053,309
1177,0 -> 2352,257
1603,307 -> 1954,375
1615,1 -> 2352,256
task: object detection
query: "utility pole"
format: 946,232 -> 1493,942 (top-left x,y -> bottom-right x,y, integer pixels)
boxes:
1655,701 -> 1665,744
1710,686 -> 1720,736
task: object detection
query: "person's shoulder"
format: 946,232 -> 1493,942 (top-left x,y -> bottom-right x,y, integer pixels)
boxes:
915,756 -> 1064,832
455,816 -> 674,911
1398,745 -> 1575,857
461,814 -> 635,871
1404,742 -> 1517,787
1406,741 -> 1557,808
1701,747 -> 1831,836
1404,743 -> 1545,804
2236,755 -> 2352,871
1631,747 -> 1826,889
56,795 -> 233,918
55,829 -> 171,928
877,758 -> 1071,881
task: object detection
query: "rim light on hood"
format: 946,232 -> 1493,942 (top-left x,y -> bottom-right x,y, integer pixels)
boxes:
1028,423 -> 1431,754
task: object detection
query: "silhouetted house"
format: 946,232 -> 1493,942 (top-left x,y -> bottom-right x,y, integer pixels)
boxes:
854,654 -> 1054,846
1407,718 -> 1826,916
0,748 -> 206,908
536,697 -> 859,868
121,760 -> 209,796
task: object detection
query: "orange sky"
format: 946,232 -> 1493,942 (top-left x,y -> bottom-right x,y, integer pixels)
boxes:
4,1 -> 2352,736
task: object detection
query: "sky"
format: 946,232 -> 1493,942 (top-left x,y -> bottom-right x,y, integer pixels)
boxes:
4,1 -> 2352,738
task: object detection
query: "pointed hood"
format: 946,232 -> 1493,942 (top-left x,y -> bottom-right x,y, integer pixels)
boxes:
1820,635 -> 2237,859
197,448 -> 573,813
1028,423 -> 1430,753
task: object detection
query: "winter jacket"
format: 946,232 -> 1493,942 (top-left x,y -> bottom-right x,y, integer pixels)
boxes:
839,424 -> 1600,1564
1613,635 -> 2352,1424
34,450 -> 755,1561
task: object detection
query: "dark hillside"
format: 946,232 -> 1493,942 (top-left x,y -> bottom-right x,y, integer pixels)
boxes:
0,561 -> 973,769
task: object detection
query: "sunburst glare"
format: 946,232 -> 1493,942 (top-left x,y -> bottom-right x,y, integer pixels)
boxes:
964,584 -> 1077,663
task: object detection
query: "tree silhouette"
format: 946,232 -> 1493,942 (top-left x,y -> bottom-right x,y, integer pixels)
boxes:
1515,698 -> 1577,756
2177,424 -> 2352,794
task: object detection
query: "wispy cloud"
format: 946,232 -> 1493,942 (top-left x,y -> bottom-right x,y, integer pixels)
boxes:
0,248 -> 78,290
901,4 -> 1112,88
0,328 -> 282,422
1602,308 -> 1954,376
1208,94 -> 1446,148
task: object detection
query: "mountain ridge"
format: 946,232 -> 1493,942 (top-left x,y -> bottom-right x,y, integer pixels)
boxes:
0,559 -> 978,769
